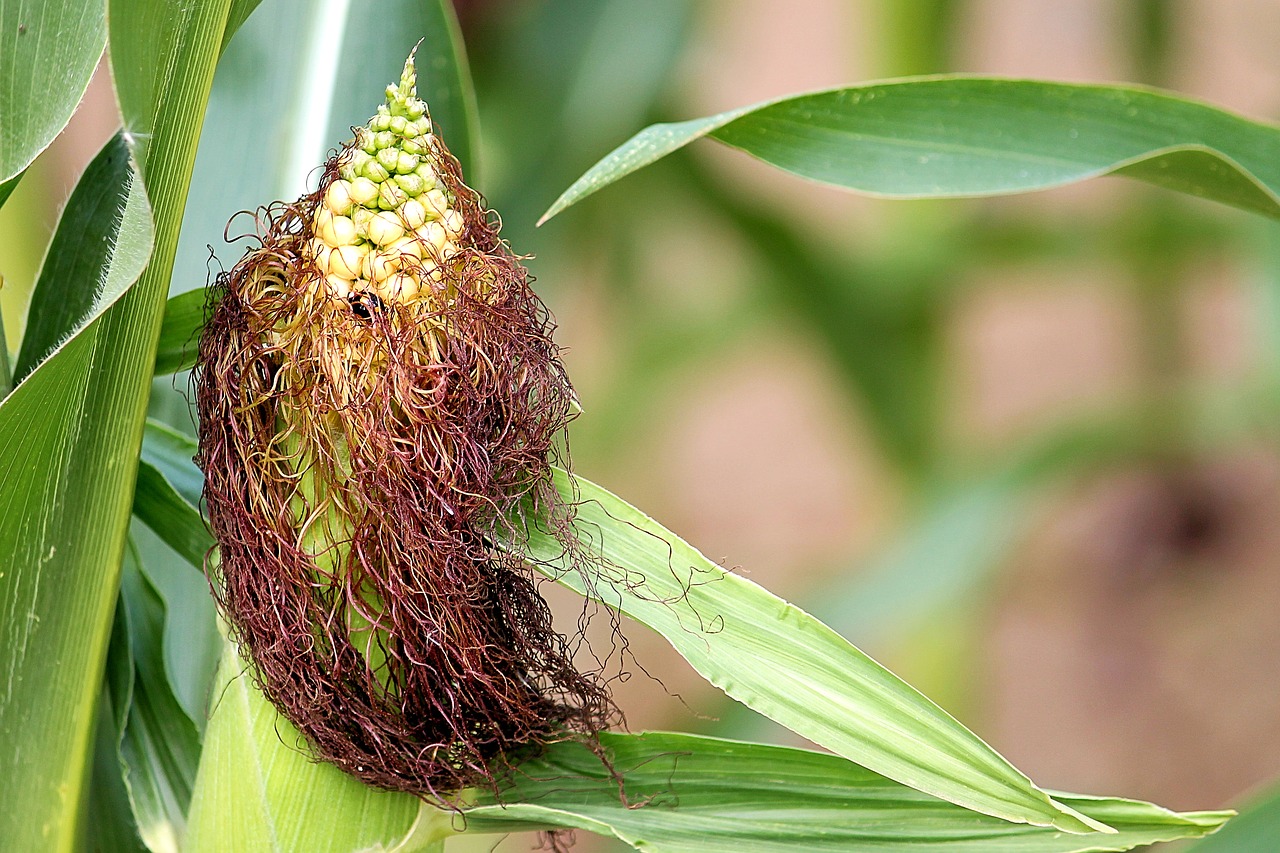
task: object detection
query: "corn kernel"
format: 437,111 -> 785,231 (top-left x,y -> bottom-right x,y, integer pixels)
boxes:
415,221 -> 448,253
363,249 -> 401,282
443,210 -> 464,238
325,180 -> 355,216
376,147 -> 400,174
367,210 -> 406,246
414,163 -> 438,189
362,160 -> 390,183
395,152 -> 419,174
401,199 -> 428,230
378,271 -> 417,302
389,115 -> 408,135
387,234 -> 423,261
326,214 -> 358,247
378,180 -> 408,210
325,273 -> 353,299
329,244 -> 366,280
349,177 -> 379,206
423,189 -> 449,218
393,174 -> 426,197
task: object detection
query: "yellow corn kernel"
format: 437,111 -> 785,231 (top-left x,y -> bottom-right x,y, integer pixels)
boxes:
325,273 -> 353,299
363,248 -> 400,282
415,222 -> 448,254
400,199 -> 428,230
423,189 -> 448,218
329,244 -> 367,280
349,177 -> 379,207
378,271 -> 418,302
325,180 -> 355,216
318,211 -> 358,247
367,210 -> 406,247
442,210 -> 464,239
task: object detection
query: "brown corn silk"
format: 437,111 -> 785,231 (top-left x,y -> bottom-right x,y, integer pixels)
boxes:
194,61 -> 616,799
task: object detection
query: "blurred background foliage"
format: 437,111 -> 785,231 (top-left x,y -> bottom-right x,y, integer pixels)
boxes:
6,1 -> 1280,849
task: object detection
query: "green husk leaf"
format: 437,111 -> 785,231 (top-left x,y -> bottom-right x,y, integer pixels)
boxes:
185,645 -> 449,853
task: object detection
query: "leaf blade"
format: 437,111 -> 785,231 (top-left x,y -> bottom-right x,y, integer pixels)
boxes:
0,1 -> 234,847
525,471 -> 1101,832
465,732 -> 1229,852
541,78 -> 1280,223
0,0 -> 106,183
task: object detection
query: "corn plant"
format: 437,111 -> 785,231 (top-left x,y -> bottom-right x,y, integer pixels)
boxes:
2,1 -> 1278,851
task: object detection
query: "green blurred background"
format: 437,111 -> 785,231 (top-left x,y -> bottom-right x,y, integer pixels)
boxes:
6,1 -> 1280,849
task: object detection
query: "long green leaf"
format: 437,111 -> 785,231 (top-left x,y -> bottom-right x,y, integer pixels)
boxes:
88,585 -> 148,853
14,133 -> 152,382
0,0 -> 105,184
522,470 -> 1103,833
133,454 -> 212,571
541,78 -> 1280,223
115,538 -> 202,852
139,419 -> 204,507
130,519 -> 221,734
190,653 -> 1226,853
464,732 -> 1228,852
0,2 -> 235,848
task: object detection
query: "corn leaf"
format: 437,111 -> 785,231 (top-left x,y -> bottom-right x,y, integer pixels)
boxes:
541,78 -> 1280,224
521,470 -> 1104,833
189,649 -> 1226,853
0,0 -> 105,184
115,537 -> 202,852
464,731 -> 1229,852
1185,777 -> 1280,852
13,133 -> 151,382
133,459 -> 213,572
0,1 -> 235,847
153,289 -> 208,375
88,577 -> 148,853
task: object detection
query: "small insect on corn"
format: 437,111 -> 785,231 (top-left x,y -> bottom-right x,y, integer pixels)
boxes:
194,48 -> 617,800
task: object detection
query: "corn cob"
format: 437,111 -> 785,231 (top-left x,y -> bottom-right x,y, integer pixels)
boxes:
195,49 -> 616,799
